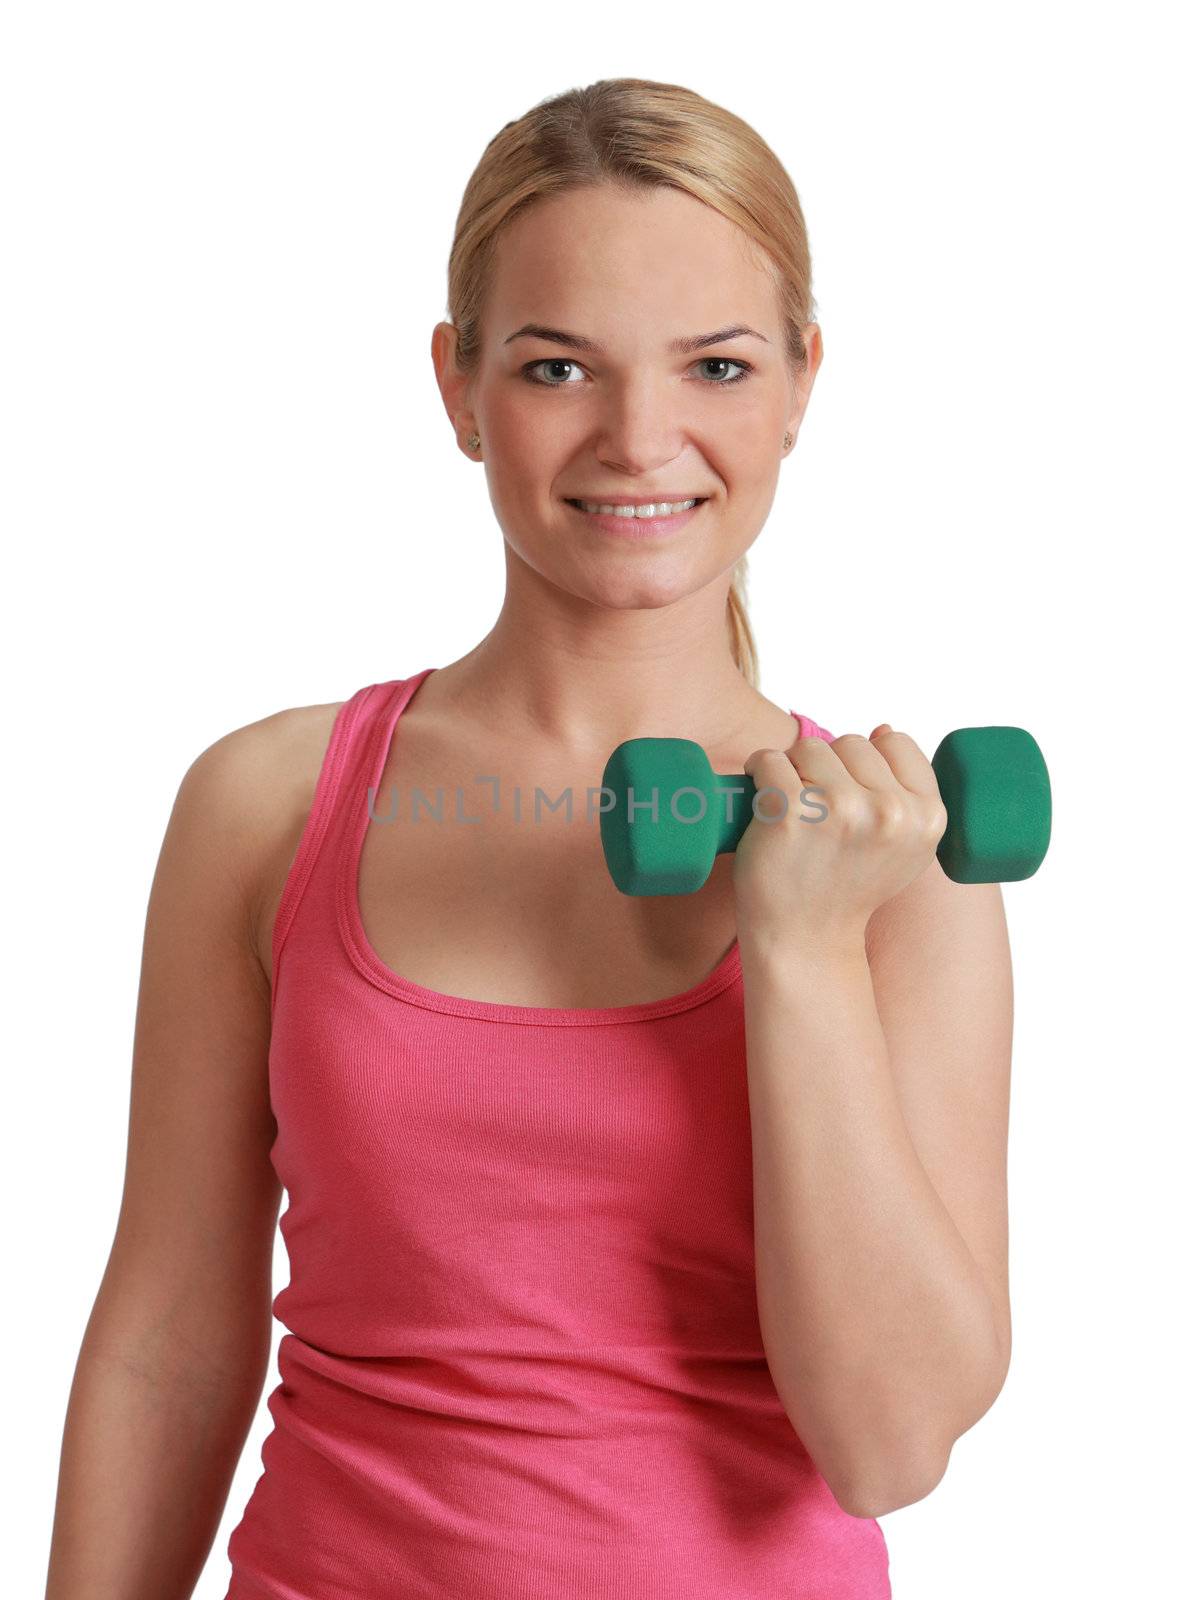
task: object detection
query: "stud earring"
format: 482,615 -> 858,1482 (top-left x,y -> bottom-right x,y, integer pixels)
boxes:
467,431 -> 481,453
783,431 -> 792,450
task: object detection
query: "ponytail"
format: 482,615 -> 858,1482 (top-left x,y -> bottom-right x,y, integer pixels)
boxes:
726,557 -> 759,687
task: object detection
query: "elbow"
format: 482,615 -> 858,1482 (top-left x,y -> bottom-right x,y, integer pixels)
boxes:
832,1447 -> 950,1521
837,1327 -> 1011,1519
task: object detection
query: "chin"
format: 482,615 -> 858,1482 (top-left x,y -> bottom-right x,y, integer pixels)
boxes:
570,559 -> 711,612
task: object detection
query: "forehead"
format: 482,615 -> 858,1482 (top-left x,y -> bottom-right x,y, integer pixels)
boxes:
485,185 -> 780,342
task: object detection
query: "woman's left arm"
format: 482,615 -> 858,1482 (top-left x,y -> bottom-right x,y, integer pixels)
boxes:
737,737 -> 1013,1522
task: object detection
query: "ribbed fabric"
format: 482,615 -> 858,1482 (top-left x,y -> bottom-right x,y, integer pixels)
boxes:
223,670 -> 890,1599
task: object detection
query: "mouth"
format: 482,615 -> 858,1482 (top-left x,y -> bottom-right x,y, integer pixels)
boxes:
562,496 -> 709,540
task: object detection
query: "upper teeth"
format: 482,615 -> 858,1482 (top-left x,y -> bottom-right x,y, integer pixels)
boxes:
576,499 -> 698,517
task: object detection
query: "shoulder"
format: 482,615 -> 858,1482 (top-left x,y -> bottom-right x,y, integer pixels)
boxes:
179,699 -> 348,837
175,699 -> 348,958
721,705 -> 835,769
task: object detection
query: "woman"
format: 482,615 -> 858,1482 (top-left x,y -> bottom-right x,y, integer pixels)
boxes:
46,78 -> 1013,1599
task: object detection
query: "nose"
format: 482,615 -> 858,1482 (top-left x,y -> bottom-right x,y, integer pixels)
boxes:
591,378 -> 692,478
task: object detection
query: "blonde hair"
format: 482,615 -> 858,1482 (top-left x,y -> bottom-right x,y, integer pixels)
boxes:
445,77 -> 818,689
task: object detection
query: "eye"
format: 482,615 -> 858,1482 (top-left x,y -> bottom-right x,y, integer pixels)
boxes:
521,356 -> 754,387
695,357 -> 752,385
523,358 -> 586,386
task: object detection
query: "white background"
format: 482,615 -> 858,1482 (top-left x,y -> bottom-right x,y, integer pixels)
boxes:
6,2 -> 1184,1594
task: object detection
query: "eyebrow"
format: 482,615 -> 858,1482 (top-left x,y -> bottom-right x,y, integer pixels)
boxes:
502,322 -> 771,355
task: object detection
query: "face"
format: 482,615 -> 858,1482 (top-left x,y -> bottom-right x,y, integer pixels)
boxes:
432,183 -> 822,610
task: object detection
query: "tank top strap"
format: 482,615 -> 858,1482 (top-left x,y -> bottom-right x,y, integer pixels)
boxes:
789,709 -> 836,741
270,674 -> 430,1013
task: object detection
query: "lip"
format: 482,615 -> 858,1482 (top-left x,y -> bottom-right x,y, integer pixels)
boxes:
568,495 -> 707,505
564,497 -> 707,540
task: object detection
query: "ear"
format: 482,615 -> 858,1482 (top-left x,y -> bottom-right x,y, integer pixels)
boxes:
430,321 -> 474,447
784,323 -> 825,448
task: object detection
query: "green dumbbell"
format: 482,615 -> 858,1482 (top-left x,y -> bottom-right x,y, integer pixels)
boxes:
600,726 -> 1051,896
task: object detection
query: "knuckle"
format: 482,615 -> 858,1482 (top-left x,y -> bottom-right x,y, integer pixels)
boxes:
751,781 -> 792,823
831,793 -> 866,833
872,792 -> 908,831
749,749 -> 789,783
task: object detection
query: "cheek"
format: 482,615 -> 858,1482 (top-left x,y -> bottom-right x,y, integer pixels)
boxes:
488,418 -> 574,496
489,384 -> 571,443
714,402 -> 782,456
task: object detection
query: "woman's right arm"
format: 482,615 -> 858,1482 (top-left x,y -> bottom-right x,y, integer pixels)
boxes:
44,716 -> 294,1600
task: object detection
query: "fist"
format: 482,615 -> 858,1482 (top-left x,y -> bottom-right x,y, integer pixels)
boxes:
731,723 -> 949,953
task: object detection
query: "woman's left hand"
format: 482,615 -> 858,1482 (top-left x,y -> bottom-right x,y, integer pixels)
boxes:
731,723 -> 949,955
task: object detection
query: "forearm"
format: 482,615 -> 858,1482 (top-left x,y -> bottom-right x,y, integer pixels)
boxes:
45,1309 -> 268,1600
740,931 -> 1004,1518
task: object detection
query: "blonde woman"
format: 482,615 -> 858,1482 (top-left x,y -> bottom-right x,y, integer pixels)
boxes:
46,78 -> 1012,1600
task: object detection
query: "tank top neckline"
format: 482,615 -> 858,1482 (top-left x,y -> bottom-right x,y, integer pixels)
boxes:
335,668 -> 786,1027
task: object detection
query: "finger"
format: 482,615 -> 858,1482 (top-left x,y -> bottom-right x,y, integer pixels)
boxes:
803,730 -> 898,791
780,731 -> 866,805
743,746 -> 800,822
744,747 -> 793,779
870,728 -> 944,799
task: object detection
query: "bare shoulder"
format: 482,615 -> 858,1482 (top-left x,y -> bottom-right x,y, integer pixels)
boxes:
178,699 -> 348,978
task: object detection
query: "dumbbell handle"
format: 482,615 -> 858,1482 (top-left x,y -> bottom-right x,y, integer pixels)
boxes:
696,763 -> 979,877
687,743 -> 1048,883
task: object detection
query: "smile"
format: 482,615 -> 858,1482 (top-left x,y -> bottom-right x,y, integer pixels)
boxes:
563,498 -> 707,540
568,498 -> 704,517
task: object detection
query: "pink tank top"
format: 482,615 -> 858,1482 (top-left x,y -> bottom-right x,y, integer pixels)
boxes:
223,669 -> 891,1599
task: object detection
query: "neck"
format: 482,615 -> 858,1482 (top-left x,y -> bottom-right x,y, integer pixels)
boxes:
416,569 -> 770,755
